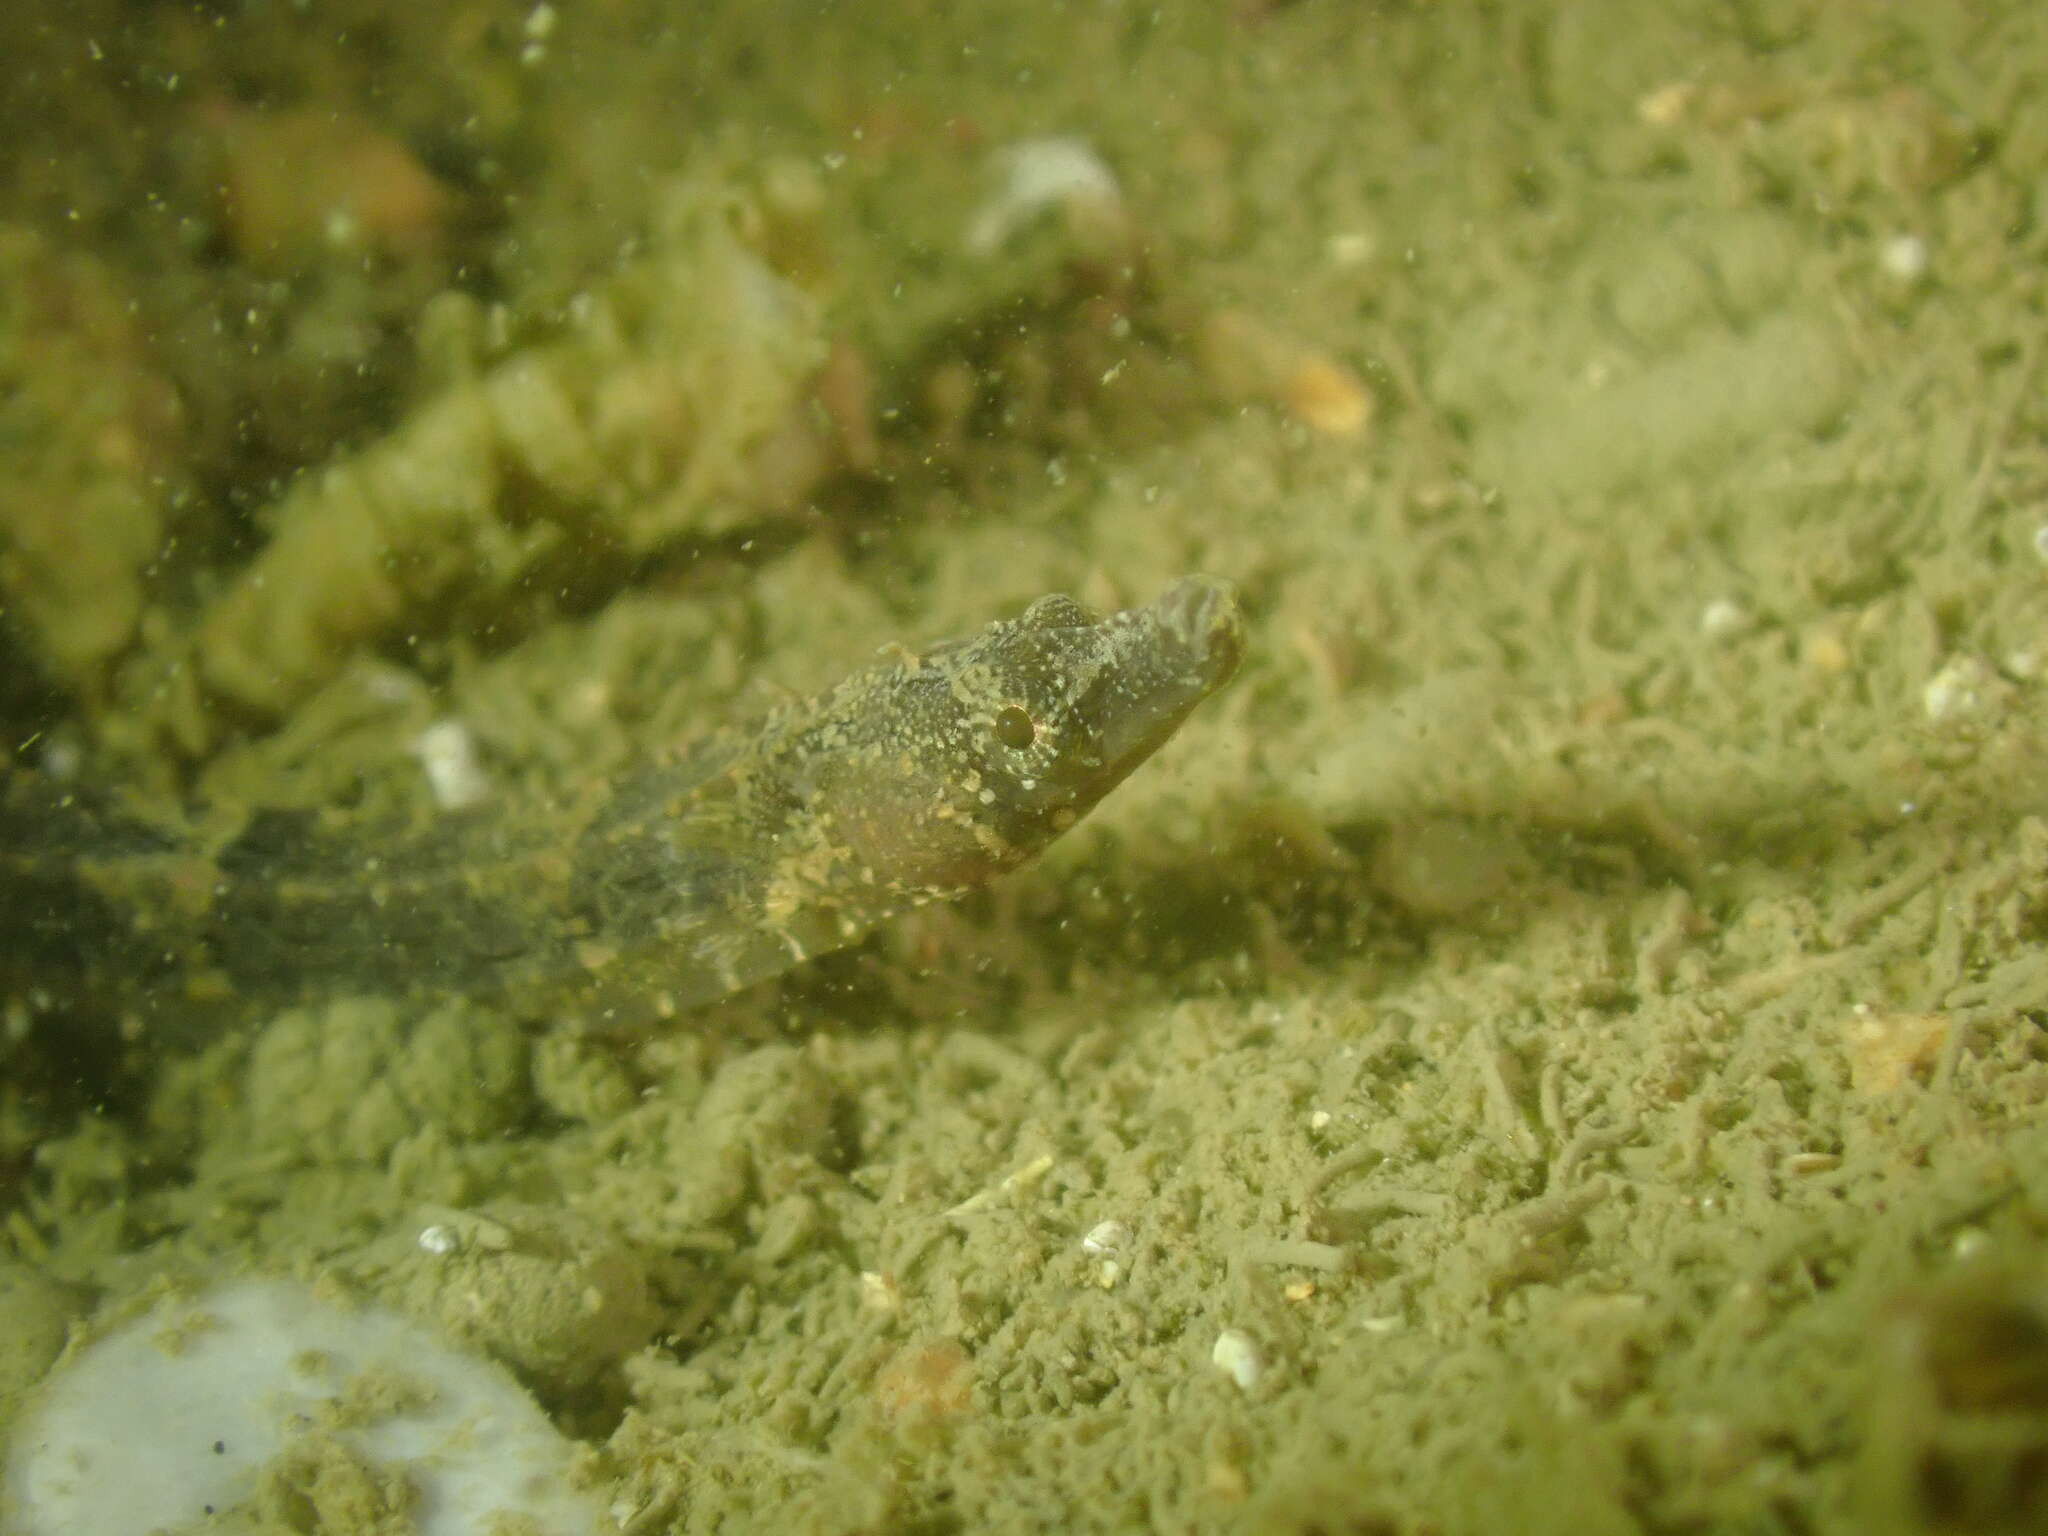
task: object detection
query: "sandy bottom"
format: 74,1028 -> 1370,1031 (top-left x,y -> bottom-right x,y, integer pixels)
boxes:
3,2 -> 2047,1532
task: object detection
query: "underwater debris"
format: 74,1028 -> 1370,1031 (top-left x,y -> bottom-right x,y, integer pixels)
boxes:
1210,1327 -> 1266,1391
3,1279 -> 601,1536
966,136 -> 1128,256
120,170 -> 840,760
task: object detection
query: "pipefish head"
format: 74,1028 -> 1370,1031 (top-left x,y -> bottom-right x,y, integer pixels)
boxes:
961,574 -> 1245,829
806,576 -> 1244,893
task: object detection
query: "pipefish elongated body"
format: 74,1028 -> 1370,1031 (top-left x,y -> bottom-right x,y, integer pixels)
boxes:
2,577 -> 1243,1039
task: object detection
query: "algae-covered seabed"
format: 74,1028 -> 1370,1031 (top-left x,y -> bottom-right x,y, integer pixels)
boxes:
3,1 -> 2048,1532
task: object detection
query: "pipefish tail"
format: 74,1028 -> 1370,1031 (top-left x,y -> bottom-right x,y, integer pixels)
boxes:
3,577 -> 1244,1040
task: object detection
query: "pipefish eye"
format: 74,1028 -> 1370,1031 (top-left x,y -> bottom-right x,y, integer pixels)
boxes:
992,705 -> 1037,750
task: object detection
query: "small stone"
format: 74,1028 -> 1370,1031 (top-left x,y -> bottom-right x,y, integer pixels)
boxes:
1879,232 -> 1930,284
1699,598 -> 1753,642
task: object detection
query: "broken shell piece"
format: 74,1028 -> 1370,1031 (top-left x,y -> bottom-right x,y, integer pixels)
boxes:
4,1280 -> 599,1536
1080,1219 -> 1132,1257
411,719 -> 492,810
1081,1220 -> 1133,1288
966,137 -> 1126,255
1923,655 -> 2007,723
1210,1327 -> 1264,1390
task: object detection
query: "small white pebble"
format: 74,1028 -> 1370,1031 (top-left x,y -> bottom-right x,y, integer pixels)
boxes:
2032,524 -> 2048,565
1698,598 -> 1753,642
1878,232 -> 1929,284
1326,231 -> 1377,267
417,1224 -> 460,1255
1210,1328 -> 1263,1390
411,719 -> 492,810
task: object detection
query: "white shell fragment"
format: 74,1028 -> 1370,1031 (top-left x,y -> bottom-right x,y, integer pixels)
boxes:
966,137 -> 1124,254
411,719 -> 492,810
1081,1219 -> 1133,1288
1922,655 -> 2004,723
1080,1219 -> 1132,1257
1210,1327 -> 1264,1391
4,1279 -> 599,1536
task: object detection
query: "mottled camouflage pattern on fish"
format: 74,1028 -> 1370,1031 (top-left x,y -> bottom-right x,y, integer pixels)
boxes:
3,578 -> 1242,1039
